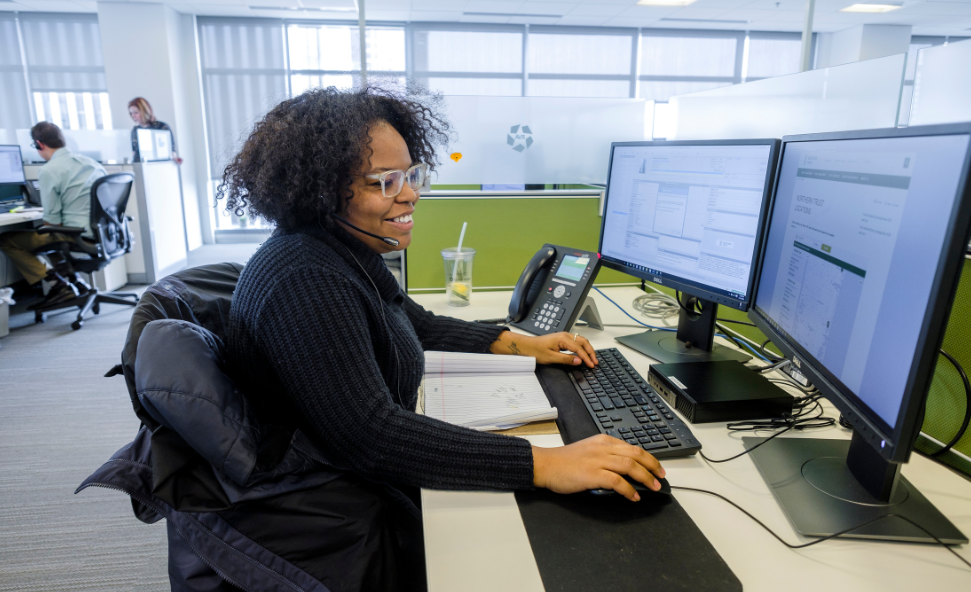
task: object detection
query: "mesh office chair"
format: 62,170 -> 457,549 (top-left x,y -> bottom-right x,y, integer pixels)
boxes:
33,172 -> 139,330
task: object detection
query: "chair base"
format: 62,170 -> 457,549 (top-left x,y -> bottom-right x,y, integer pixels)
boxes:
34,288 -> 138,330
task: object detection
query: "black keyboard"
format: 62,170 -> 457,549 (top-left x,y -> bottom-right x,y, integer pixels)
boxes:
567,348 -> 702,458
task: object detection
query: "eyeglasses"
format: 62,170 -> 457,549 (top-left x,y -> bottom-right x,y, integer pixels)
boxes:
365,163 -> 429,198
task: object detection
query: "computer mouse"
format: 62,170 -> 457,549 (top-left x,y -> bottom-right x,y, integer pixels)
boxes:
589,475 -> 671,497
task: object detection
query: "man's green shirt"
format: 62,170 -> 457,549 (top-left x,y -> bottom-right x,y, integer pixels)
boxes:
39,148 -> 106,237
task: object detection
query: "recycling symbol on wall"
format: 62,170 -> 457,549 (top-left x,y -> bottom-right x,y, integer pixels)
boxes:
507,124 -> 533,152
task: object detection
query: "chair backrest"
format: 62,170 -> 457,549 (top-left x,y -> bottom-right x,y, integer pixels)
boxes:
89,172 -> 134,260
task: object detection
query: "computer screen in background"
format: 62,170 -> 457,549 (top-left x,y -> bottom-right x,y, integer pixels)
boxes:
0,145 -> 26,184
0,145 -> 27,205
748,124 -> 971,544
598,140 -> 780,363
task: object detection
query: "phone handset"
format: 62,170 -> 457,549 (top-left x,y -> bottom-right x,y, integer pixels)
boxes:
507,246 -> 556,323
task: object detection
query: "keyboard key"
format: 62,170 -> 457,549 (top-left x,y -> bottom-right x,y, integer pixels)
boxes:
647,429 -> 659,436
599,397 -> 614,410
601,423 -> 613,428
649,415 -> 660,422
668,441 -> 682,447
611,397 -> 625,407
606,429 -> 620,439
638,437 -> 652,444
642,442 -> 668,451
664,433 -> 677,440
658,427 -> 671,434
610,415 -> 623,422
651,435 -> 664,442
664,413 -> 674,420
618,427 -> 630,433
625,439 -> 638,446
637,418 -> 650,424
634,395 -> 647,404
596,413 -> 607,418
591,404 -> 603,412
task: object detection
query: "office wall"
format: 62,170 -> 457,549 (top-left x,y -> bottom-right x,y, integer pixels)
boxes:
96,2 -> 210,248
816,25 -> 912,69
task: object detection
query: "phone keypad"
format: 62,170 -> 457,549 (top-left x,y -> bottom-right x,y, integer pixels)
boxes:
532,297 -> 568,332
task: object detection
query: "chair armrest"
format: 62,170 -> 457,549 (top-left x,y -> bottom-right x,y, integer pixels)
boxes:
37,225 -> 85,236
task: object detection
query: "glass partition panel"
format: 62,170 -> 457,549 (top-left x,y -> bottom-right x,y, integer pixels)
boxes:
435,96 -> 647,186
910,40 -> 971,127
668,53 -> 906,140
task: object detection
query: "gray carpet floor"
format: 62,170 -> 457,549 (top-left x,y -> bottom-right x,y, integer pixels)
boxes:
0,243 -> 259,591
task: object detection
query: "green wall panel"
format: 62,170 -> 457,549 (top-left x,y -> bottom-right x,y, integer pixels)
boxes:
407,198 -> 633,291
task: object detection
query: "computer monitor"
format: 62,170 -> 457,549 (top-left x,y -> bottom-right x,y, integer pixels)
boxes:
747,123 -> 971,544
0,145 -> 27,204
598,139 -> 781,363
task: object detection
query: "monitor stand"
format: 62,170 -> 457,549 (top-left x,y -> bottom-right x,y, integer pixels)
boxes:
744,432 -> 967,544
615,295 -> 750,364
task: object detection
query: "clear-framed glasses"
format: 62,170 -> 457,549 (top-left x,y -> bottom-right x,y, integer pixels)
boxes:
365,163 -> 429,198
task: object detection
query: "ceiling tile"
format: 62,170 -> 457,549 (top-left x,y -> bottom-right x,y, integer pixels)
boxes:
410,9 -> 466,21
464,0 -> 526,13
556,14 -> 612,24
566,3 -> 627,16
412,0 -> 469,9
517,1 -> 575,14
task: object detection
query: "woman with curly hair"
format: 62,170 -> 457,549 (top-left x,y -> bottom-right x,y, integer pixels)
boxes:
220,86 -> 666,591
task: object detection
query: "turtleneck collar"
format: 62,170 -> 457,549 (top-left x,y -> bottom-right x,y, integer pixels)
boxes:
289,222 -> 402,303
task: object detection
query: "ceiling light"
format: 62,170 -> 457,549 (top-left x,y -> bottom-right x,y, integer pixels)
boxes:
637,0 -> 698,7
840,3 -> 902,13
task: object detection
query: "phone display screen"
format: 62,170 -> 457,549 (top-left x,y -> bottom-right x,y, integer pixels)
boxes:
555,255 -> 588,281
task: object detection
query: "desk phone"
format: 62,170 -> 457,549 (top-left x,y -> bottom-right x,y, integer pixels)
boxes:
508,244 -> 604,336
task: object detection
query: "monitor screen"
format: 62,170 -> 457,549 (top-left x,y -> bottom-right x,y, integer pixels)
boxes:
754,131 -> 971,434
0,145 -> 26,184
599,141 -> 776,309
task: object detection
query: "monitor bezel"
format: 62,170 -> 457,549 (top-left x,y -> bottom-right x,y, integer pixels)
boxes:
598,138 -> 781,311
747,122 -> 971,464
0,144 -> 27,185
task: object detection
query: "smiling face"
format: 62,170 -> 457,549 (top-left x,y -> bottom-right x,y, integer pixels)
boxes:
341,121 -> 418,254
128,106 -> 144,125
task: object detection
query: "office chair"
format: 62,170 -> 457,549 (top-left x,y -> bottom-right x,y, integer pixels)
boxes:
33,172 -> 139,330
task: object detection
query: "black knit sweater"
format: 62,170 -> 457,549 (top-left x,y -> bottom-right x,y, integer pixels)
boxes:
227,224 -> 535,492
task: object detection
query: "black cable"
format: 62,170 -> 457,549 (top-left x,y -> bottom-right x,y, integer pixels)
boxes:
928,349 -> 971,457
760,338 -> 785,363
700,397 -> 834,463
670,486 -> 971,571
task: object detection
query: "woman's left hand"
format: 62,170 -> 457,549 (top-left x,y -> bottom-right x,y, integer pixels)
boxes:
490,331 -> 598,368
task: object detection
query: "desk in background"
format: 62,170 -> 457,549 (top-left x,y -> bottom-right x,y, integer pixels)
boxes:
0,210 -> 43,287
410,287 -> 971,592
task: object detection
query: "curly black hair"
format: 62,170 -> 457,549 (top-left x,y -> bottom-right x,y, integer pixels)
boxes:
216,86 -> 449,231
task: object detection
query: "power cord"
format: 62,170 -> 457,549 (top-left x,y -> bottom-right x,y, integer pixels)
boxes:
925,349 -> 971,458
670,486 -> 971,572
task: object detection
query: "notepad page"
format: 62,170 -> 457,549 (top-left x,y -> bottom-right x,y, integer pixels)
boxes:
423,372 -> 556,429
424,351 -> 536,375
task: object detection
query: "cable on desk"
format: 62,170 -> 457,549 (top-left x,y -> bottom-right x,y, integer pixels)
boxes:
592,287 -> 676,332
669,486 -> 971,572
715,318 -> 757,327
699,395 -> 833,463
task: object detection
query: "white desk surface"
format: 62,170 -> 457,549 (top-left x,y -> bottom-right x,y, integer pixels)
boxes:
411,287 -> 971,592
0,210 -> 43,228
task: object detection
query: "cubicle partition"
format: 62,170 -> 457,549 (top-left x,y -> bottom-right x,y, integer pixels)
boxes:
910,39 -> 971,127
406,190 -> 633,293
666,54 -> 907,140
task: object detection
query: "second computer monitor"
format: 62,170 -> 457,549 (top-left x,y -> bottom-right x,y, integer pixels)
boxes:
599,139 -> 780,363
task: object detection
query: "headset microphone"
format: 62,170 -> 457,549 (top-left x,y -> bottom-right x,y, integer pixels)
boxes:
333,215 -> 400,247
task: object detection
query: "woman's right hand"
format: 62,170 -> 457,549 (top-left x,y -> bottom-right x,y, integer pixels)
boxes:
531,435 -> 666,502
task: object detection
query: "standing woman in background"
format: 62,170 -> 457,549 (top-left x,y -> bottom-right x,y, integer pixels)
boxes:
128,97 -> 183,164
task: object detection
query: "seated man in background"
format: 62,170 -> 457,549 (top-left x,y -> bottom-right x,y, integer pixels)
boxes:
0,122 -> 106,308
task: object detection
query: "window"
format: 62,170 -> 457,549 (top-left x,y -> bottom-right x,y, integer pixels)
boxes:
0,15 -> 32,138
411,26 -> 523,96
639,30 -> 743,102
746,33 -> 803,80
287,23 -> 405,93
527,27 -> 635,98
17,13 -> 112,131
